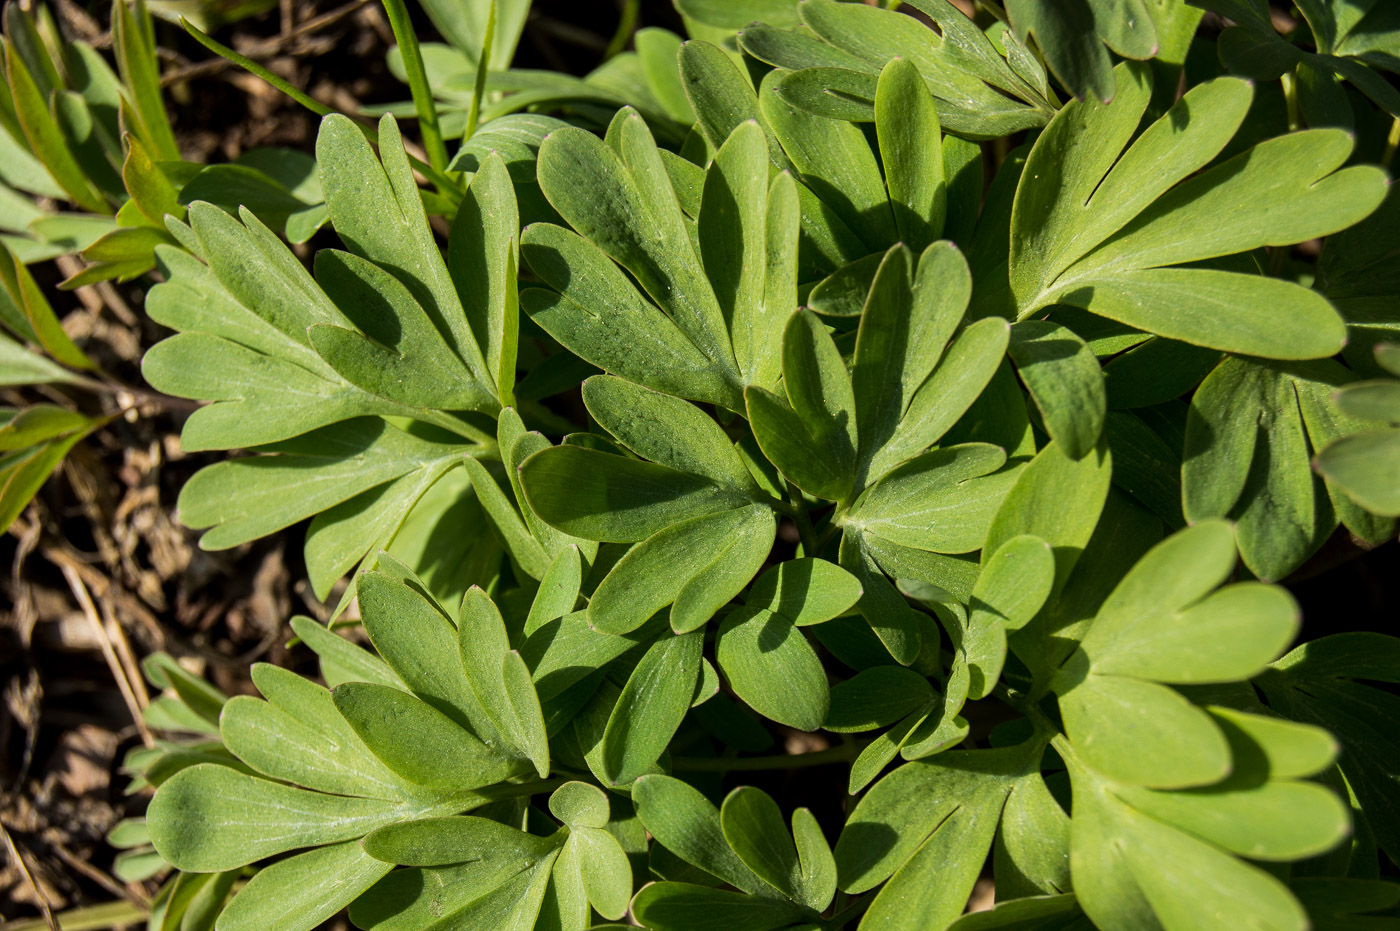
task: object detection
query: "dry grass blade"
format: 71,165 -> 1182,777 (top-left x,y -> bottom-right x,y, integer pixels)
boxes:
0,824 -> 59,931
59,567 -> 154,748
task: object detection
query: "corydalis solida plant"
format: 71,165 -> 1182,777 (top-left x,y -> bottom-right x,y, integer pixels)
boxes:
19,1 -> 1395,930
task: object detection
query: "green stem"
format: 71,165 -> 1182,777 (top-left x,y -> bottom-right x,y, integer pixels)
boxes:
1384,116 -> 1400,169
379,0 -> 449,181
462,0 -> 496,143
786,479 -> 822,556
478,776 -> 568,800
603,0 -> 641,59
672,743 -> 860,772
179,18 -> 460,196
825,893 -> 873,928
814,518 -> 841,555
1281,68 -> 1301,133
416,409 -> 496,446
0,898 -> 148,931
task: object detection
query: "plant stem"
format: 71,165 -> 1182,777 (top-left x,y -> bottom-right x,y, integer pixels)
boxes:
1281,68 -> 1301,132
379,0 -> 449,180
0,897 -> 147,931
672,743 -> 860,772
826,892 -> 873,928
478,776 -> 568,800
786,479 -> 822,556
1384,116 -> 1400,169
179,18 -> 460,196
461,0 -> 496,144
603,0 -> 641,59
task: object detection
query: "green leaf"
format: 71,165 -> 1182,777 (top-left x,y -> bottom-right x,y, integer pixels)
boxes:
635,29 -> 694,124
1010,64 -> 1380,359
1335,380 -> 1400,424
835,743 -> 1044,928
572,824 -> 633,920
721,787 -> 804,901
699,121 -> 768,381
847,444 -> 1011,554
791,807 -> 836,912
462,456 -> 548,579
113,0 -> 179,161
852,243 -> 972,481
1008,320 -> 1106,460
357,571 -> 498,743
1316,430 -> 1400,517
147,764 -> 438,871
140,221 -> 424,451
457,586 -> 538,762
963,534 -> 1055,699
1259,632 -> 1400,864
984,439 -> 1113,600
677,0 -> 800,28
1082,581 -> 1299,683
0,427 -> 80,531
0,240 -> 94,371
502,649 -> 550,778
795,0 -> 1053,139
874,59 -> 944,251
825,666 -> 934,733
1184,357 -> 1345,579
762,71 -> 895,251
865,317 -> 1012,483
220,664 -> 423,800
583,375 -> 758,494
1068,759 -> 1311,931
536,117 -> 738,385
363,814 -> 557,867
141,651 -> 228,728
524,545 -> 582,637
350,847 -> 557,930
1117,777 -> 1348,862
116,137 -> 176,229
175,420 -> 465,549
717,606 -> 829,732
633,775 -> 768,895
4,40 -> 107,212
743,557 -> 862,626
448,151 -> 518,406
838,530 -> 925,666
308,249 -> 490,411
1103,337 -> 1223,410
549,781 -> 609,829
521,222 -> 740,409
589,504 -> 775,635
600,631 -> 703,785
745,384 -> 849,502
1051,522 -> 1294,789
780,308 -> 858,501
519,444 -> 751,543
630,883 -> 808,931
317,114 -> 494,396
215,840 -> 390,931
677,39 -> 773,161
1005,0 -> 1115,102
331,681 -> 522,790
946,895 -> 1084,930
1183,356 -> 1268,523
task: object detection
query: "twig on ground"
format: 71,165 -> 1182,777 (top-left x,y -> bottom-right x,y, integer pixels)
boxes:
60,567 -> 154,749
160,0 -> 374,87
0,823 -> 59,931
48,839 -> 150,909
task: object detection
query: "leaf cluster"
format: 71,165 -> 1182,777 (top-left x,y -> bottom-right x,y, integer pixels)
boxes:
3,2 -> 1400,931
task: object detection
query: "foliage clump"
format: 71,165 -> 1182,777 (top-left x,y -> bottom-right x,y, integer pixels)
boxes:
4,1 -> 1400,929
